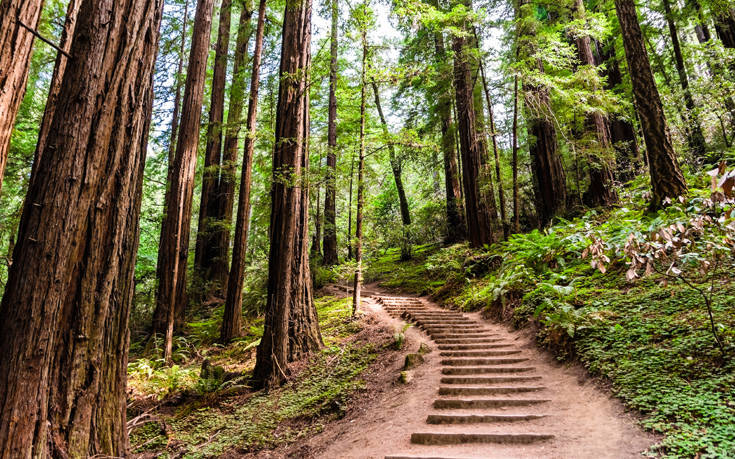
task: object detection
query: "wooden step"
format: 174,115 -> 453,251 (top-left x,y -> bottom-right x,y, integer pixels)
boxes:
440,376 -> 542,384
439,350 -> 521,357
426,413 -> 547,424
438,386 -> 546,396
410,432 -> 554,445
441,358 -> 528,366
433,398 -> 551,409
437,344 -> 513,351
441,366 -> 535,375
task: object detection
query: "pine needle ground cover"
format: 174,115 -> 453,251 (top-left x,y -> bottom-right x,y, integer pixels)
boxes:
365,183 -> 735,458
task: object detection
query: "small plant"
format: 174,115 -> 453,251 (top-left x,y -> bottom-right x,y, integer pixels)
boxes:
393,323 -> 411,350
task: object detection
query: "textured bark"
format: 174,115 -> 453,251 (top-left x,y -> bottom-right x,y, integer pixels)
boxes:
353,30 -> 368,315
453,30 -> 496,247
0,0 -> 162,455
0,0 -> 45,196
252,0 -> 322,387
168,1 -> 190,165
573,0 -> 617,207
154,0 -> 216,356
518,0 -> 567,226
31,0 -> 81,184
614,0 -> 687,207
433,29 -> 465,243
222,0 -> 266,344
662,0 -> 707,159
322,0 -> 339,266
194,0 -> 233,295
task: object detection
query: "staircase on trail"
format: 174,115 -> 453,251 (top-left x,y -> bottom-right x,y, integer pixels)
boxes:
376,295 -> 554,459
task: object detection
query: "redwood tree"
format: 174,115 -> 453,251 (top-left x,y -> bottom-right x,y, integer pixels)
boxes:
154,0 -> 216,361
322,0 -> 340,265
517,0 -> 567,226
572,0 -> 617,207
432,25 -> 465,243
0,0 -> 45,196
222,0 -> 267,343
0,0 -> 163,455
614,0 -> 687,207
452,3 -> 497,247
252,0 -> 322,387
194,0 -> 233,294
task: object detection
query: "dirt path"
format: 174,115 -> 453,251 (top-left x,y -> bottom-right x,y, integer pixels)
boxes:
301,289 -> 656,459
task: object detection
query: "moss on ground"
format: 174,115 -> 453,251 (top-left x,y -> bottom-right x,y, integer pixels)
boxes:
128,295 -> 383,457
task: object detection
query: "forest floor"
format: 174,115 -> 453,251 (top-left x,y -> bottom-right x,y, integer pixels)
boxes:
298,287 -> 657,459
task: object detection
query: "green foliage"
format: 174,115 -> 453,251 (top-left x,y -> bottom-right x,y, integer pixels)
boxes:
365,179 -> 735,456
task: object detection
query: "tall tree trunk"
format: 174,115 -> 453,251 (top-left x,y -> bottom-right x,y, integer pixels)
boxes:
353,29 -> 368,315
322,0 -> 339,266
0,0 -> 163,455
614,0 -> 687,207
30,0 -> 81,185
433,28 -> 465,243
572,0 -> 618,207
599,41 -> 640,181
211,2 -> 255,296
222,0 -> 266,344
168,1 -> 190,165
517,0 -> 567,227
347,151 -> 355,260
372,82 -> 412,259
154,0 -> 216,362
0,0 -> 45,196
662,0 -> 707,160
478,59 -> 509,238
715,8 -> 735,48
311,147 -> 323,259
194,0 -> 233,296
452,11 -> 496,247
511,75 -> 521,233
252,0 -> 322,388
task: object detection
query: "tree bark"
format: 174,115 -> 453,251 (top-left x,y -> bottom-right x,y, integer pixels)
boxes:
452,13 -> 496,248
30,0 -> 81,186
614,0 -> 687,207
222,0 -> 266,344
572,0 -> 618,207
433,28 -> 465,243
353,29 -> 368,315
194,0 -> 233,296
0,0 -> 45,196
322,0 -> 339,266
0,0 -> 163,455
662,0 -> 707,160
154,0 -> 216,361
252,0 -> 322,388
517,0 -> 567,227
168,0 -> 190,165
